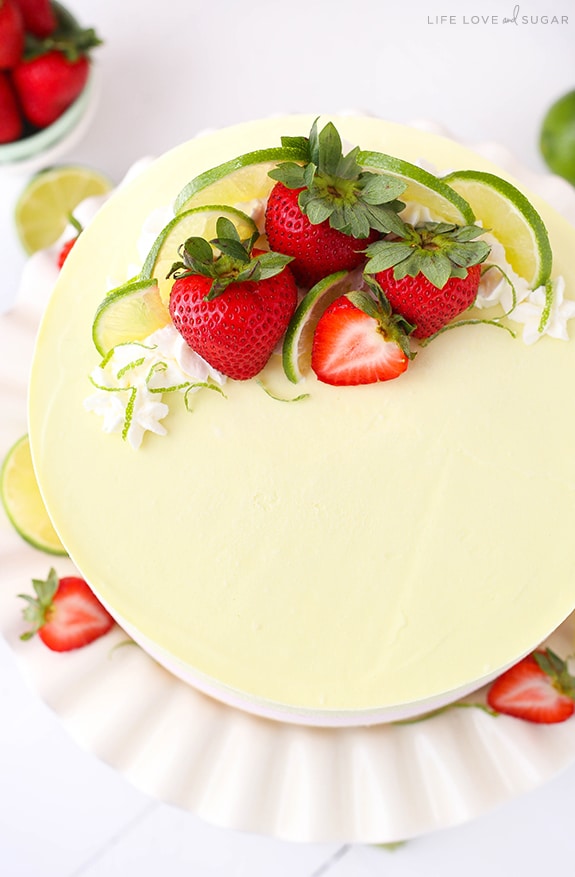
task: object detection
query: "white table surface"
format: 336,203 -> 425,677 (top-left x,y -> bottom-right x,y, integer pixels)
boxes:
1,1 -> 575,873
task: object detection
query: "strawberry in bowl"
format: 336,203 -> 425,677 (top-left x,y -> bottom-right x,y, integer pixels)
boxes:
0,1 -> 102,168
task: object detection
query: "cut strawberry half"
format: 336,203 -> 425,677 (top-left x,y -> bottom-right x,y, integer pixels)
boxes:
486,649 -> 575,724
311,286 -> 413,386
19,568 -> 115,651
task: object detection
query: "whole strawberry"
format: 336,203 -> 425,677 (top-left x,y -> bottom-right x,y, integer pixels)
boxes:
0,70 -> 22,142
365,221 -> 490,339
0,0 -> 24,70
265,119 -> 408,288
266,182 -> 380,288
12,24 -> 101,128
19,568 -> 115,652
169,217 -> 297,380
13,49 -> 88,127
14,0 -> 56,38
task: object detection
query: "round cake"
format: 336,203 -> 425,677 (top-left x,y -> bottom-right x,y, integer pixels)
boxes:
28,115 -> 575,725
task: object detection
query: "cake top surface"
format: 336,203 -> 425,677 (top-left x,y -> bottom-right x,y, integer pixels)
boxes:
28,115 -> 575,721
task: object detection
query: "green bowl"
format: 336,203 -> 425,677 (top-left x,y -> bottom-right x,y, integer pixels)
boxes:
0,3 -> 100,174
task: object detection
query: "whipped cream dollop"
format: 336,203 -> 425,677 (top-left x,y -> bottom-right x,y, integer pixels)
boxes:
510,276 -> 575,345
471,232 -> 574,343
84,325 -> 225,450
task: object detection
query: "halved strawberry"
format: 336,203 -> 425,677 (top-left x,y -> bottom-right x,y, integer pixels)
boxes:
11,22 -> 101,129
311,285 -> 413,386
19,568 -> 115,651
486,649 -> 575,724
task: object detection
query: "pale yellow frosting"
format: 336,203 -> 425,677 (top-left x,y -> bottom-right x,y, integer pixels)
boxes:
28,116 -> 575,719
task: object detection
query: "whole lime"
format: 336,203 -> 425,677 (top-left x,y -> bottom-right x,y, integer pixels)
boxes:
540,90 -> 575,186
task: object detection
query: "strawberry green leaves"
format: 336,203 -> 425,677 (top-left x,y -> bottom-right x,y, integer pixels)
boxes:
169,216 -> 293,300
270,119 -> 408,239
346,284 -> 415,362
365,221 -> 491,290
19,567 -> 60,640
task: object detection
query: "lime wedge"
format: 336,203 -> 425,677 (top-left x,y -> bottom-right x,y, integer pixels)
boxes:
357,151 -> 475,225
92,278 -> 171,357
15,165 -> 113,254
0,435 -> 66,555
174,146 -> 308,215
141,204 -> 259,306
540,90 -> 575,186
283,271 -> 352,383
441,170 -> 553,288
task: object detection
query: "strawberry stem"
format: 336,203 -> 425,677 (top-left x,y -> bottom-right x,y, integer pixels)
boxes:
18,568 -> 59,640
24,5 -> 102,62
534,648 -> 575,699
270,119 -> 408,238
168,216 -> 293,299
365,221 -> 491,289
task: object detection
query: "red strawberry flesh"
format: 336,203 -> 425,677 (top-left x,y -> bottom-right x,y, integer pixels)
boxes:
311,295 -> 409,386
20,570 -> 115,652
487,652 -> 575,724
39,576 -> 114,651
57,236 -> 77,268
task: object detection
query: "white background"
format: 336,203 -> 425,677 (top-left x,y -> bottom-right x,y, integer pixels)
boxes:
1,0 -> 575,873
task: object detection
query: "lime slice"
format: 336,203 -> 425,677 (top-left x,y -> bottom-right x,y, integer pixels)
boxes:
141,204 -> 259,306
540,90 -> 575,186
174,146 -> 308,215
92,278 -> 171,357
441,169 -> 553,288
357,150 -> 475,225
283,271 -> 352,383
15,165 -> 113,254
0,435 -> 66,555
